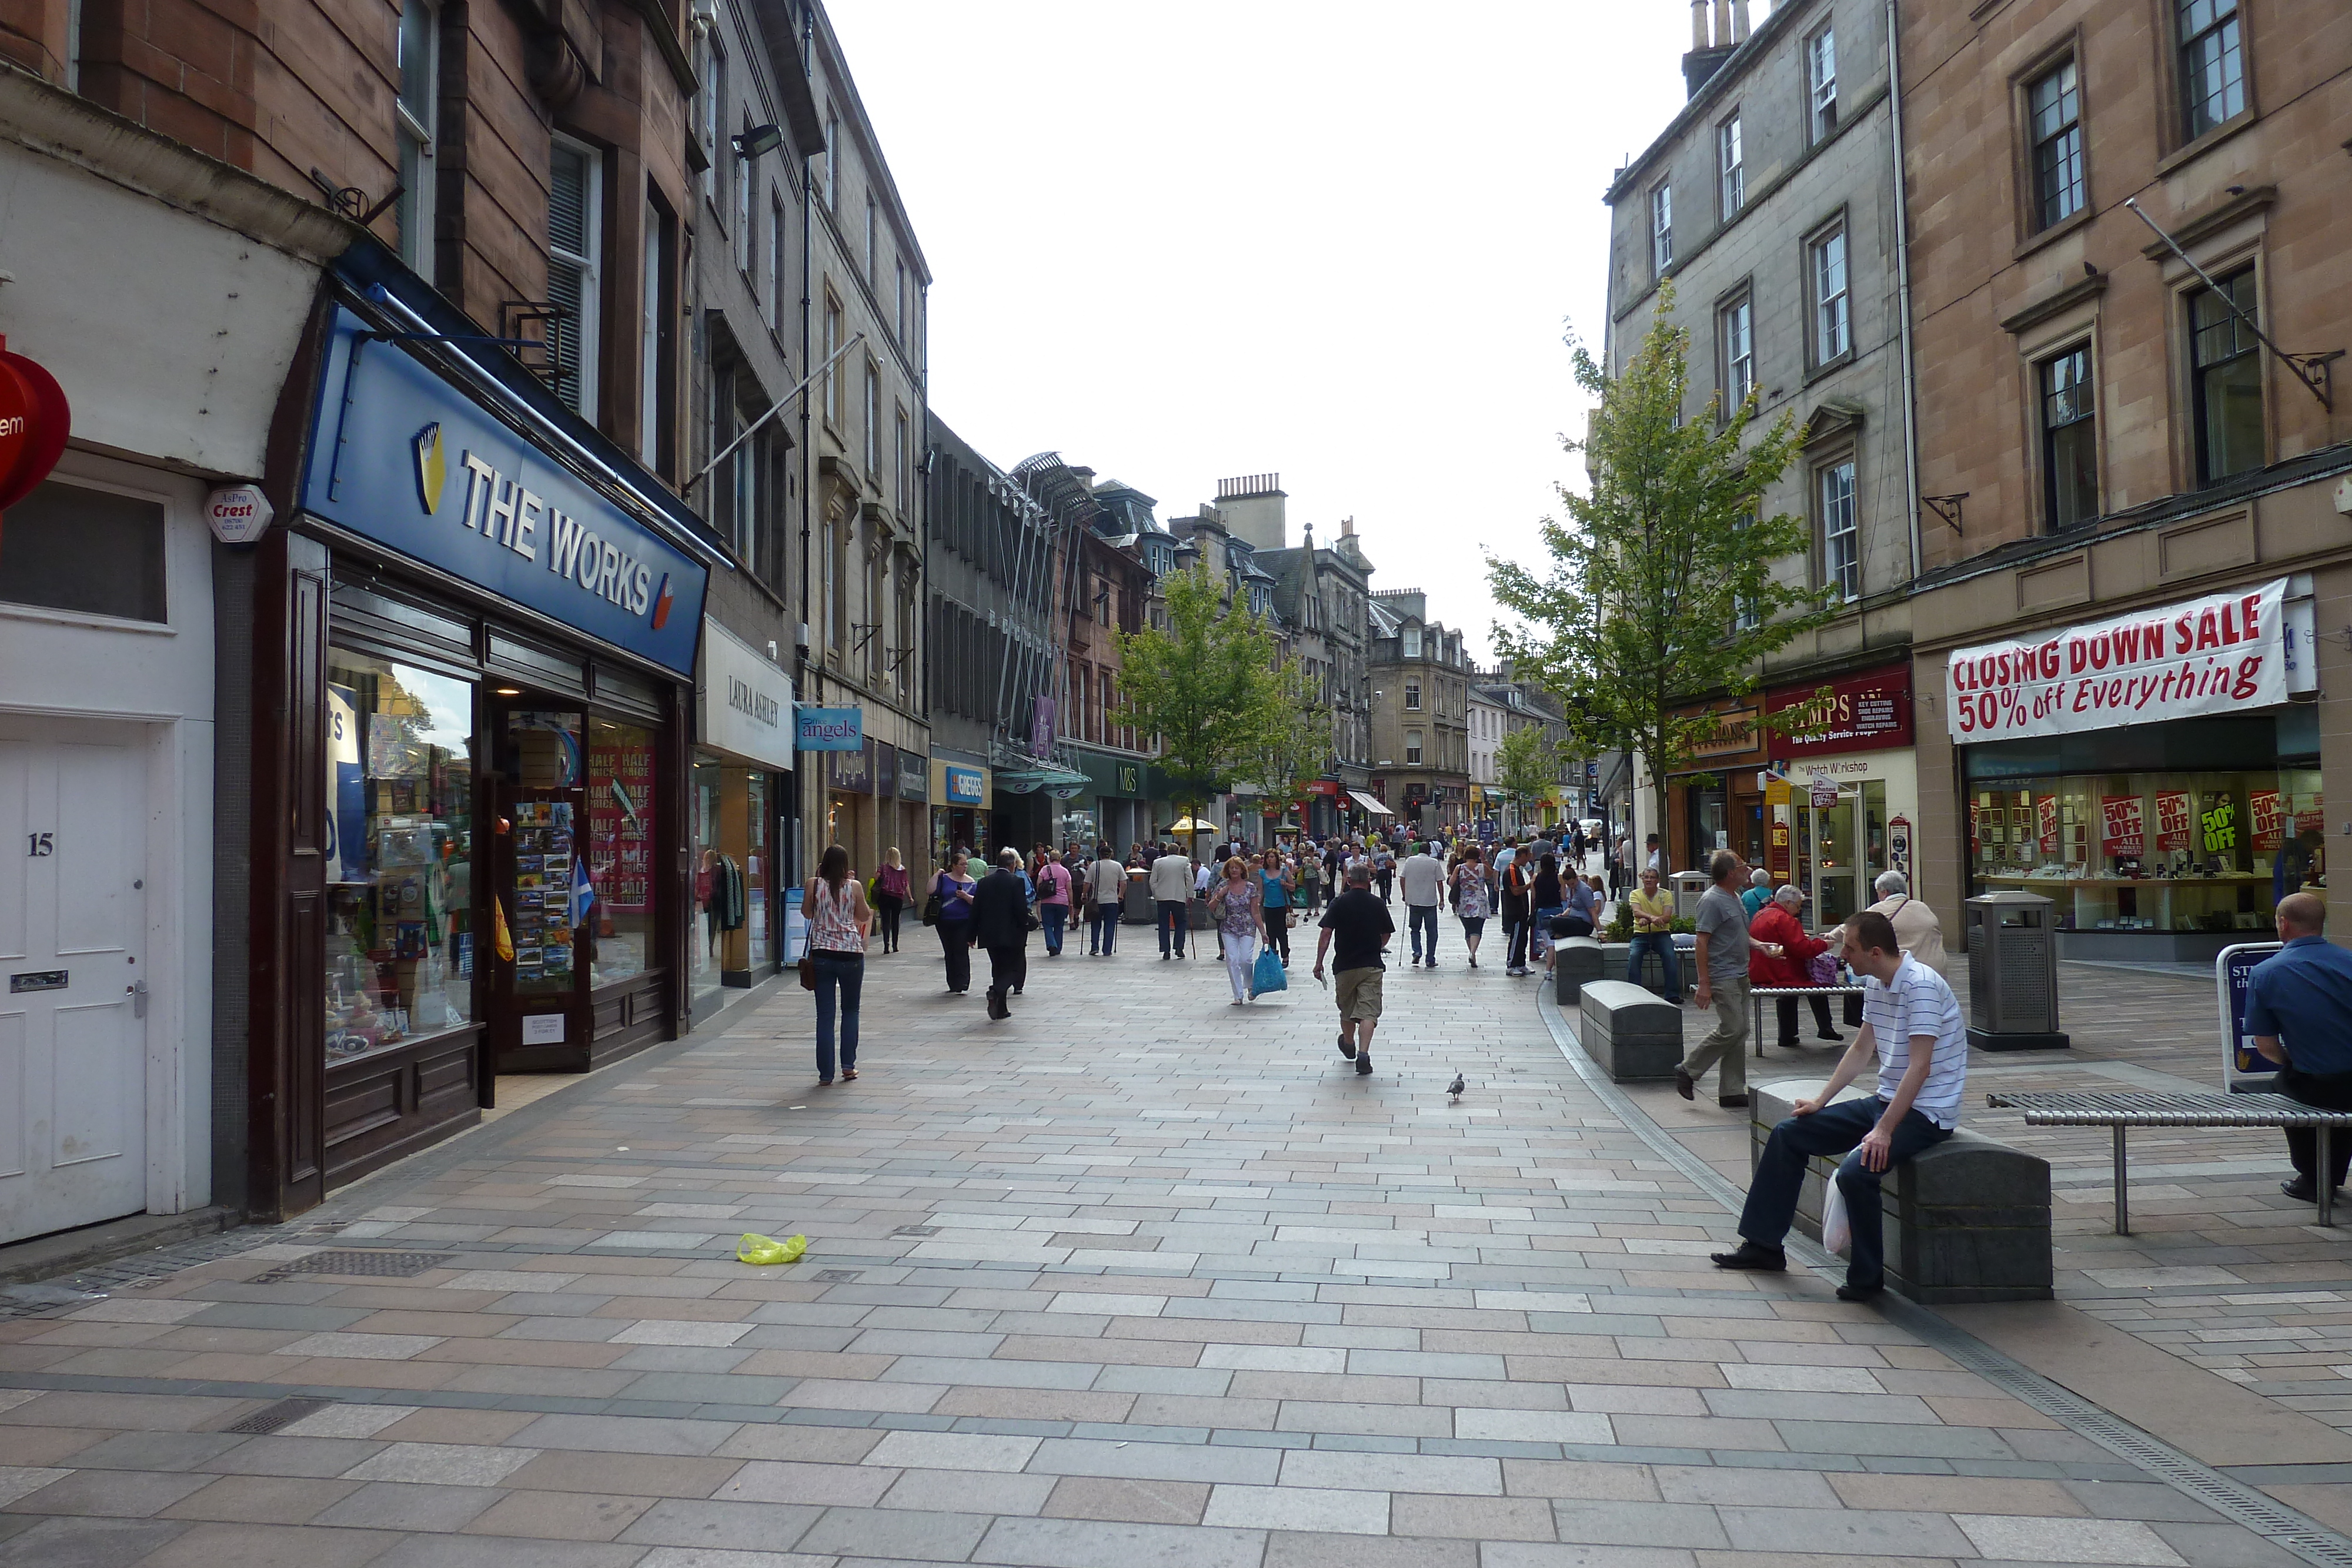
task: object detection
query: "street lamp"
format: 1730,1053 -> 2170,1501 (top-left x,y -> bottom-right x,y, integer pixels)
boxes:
730,123 -> 784,161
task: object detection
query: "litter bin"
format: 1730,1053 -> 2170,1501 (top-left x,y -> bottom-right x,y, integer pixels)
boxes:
1669,870 -> 1711,920
1962,891 -> 2070,1051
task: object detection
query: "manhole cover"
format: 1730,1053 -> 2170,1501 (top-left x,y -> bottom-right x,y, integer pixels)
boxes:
251,1251 -> 454,1283
223,1396 -> 333,1435
815,1269 -> 862,1283
890,1226 -> 938,1238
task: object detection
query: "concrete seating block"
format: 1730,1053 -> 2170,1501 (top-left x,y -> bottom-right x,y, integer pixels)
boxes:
1553,937 -> 1605,1004
1576,981 -> 1683,1082
1749,1078 -> 2053,1305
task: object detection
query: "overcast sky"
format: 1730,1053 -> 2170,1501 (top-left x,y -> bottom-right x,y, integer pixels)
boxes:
828,1 -> 1696,660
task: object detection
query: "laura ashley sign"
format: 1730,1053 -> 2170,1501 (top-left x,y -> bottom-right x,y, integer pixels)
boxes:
1946,579 -> 2289,741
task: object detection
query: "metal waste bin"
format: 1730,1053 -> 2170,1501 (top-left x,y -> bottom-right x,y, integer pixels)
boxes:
1669,870 -> 1711,919
1962,891 -> 2070,1051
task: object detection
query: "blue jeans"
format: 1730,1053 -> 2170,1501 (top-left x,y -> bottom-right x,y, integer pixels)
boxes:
1041,904 -> 1067,954
812,951 -> 863,1080
1408,903 -> 1439,961
1158,900 -> 1188,956
1628,930 -> 1679,996
1740,1097 -> 1952,1288
1091,904 -> 1118,954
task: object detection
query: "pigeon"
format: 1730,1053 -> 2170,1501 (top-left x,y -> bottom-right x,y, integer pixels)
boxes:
1447,1073 -> 1466,1100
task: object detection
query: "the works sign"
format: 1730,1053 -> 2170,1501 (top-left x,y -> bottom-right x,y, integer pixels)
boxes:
300,304 -> 709,675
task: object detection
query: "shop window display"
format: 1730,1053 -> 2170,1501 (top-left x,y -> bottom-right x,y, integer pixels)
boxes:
502,709 -> 582,1002
1968,766 -> 2324,931
586,717 -> 657,987
325,654 -> 475,1061
689,761 -> 725,1009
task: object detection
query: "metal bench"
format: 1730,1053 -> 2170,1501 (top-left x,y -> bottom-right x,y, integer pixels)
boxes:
1984,1089 -> 2352,1233
1749,984 -> 1865,1057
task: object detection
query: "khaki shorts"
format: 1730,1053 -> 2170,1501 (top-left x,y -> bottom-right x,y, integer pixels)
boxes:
1334,967 -> 1384,1022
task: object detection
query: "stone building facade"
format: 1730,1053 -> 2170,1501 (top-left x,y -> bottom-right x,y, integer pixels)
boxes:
1368,590 -> 1472,833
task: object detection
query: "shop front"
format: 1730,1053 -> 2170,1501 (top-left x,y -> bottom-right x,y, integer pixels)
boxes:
1759,661 -> 1918,928
1072,750 -> 1151,855
254,270 -> 716,1209
693,619 -> 793,1013
894,751 -> 931,887
1656,701 -> 1767,873
931,754 -> 991,865
1941,578 -> 2318,960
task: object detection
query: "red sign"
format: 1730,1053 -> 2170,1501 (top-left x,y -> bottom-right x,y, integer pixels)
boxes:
2250,789 -> 2284,852
2100,794 -> 2146,858
0,336 -> 70,515
2156,790 -> 2193,852
2036,795 -> 2059,857
1305,780 -> 1341,797
1765,662 -> 1914,759
587,730 -> 656,914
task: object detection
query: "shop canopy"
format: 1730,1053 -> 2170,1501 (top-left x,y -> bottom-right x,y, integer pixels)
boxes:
1348,790 -> 1394,816
994,765 -> 1090,795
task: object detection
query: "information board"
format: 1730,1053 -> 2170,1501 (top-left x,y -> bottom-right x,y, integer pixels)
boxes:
2219,941 -> 2286,1091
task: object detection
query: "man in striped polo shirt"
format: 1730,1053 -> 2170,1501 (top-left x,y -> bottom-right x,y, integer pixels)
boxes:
1710,910 -> 1969,1302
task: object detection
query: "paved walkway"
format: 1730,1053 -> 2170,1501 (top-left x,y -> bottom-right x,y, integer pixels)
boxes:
0,912 -> 2343,1566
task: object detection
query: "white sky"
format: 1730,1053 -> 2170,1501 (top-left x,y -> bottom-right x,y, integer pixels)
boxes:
828,2 -> 1696,660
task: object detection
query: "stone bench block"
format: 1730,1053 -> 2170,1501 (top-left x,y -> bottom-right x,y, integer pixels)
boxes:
1749,1079 -> 2053,1305
1553,937 -> 1605,1004
1577,981 -> 1683,1082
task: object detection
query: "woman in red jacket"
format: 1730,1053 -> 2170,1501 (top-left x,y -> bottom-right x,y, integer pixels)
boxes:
1748,883 -> 1843,1049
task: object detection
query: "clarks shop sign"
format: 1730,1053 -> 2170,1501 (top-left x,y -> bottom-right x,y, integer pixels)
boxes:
1946,579 -> 2295,741
299,305 -> 709,675
697,617 -> 793,771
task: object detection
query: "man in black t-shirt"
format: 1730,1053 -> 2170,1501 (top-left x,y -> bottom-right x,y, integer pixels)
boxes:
1315,864 -> 1395,1076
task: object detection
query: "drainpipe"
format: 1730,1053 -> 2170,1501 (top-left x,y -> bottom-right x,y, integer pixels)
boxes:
797,1 -> 818,885
1887,0 -> 1923,586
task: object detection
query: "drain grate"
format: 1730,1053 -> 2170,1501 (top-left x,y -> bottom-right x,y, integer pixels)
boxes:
1534,991 -> 2352,1568
815,1269 -> 863,1283
222,1396 -> 334,1435
251,1250 -> 455,1283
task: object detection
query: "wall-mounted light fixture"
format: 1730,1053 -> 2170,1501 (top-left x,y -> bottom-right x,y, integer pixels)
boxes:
731,124 -> 784,161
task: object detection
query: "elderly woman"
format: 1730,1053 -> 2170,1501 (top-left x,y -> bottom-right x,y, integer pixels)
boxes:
1862,870 -> 1948,976
1749,883 -> 1841,1048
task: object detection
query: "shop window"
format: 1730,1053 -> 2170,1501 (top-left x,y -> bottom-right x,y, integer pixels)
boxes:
325,653 -> 475,1062
2191,267 -> 2263,483
690,761 -> 724,1009
586,717 -> 656,988
0,480 -> 166,623
502,709 -> 581,1006
2040,345 -> 2097,528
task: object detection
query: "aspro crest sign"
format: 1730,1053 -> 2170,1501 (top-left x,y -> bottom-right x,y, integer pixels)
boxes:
1946,579 -> 2291,741
300,306 -> 709,675
0,335 -> 69,517
205,483 -> 273,544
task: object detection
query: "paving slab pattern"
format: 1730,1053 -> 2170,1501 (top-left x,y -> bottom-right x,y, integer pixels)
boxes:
0,920 -> 2340,1564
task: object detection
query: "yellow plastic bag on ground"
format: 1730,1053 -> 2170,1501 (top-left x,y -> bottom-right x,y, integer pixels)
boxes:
736,1232 -> 807,1266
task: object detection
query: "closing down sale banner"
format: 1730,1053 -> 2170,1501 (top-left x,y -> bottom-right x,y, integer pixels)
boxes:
1945,579 -> 2288,741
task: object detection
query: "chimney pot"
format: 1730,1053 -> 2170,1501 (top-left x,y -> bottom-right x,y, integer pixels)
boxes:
1731,0 -> 1750,42
1712,0 -> 1732,46
1690,0 -> 1707,49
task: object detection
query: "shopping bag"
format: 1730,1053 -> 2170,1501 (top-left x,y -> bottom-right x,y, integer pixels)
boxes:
1808,950 -> 1840,987
736,1232 -> 808,1266
1820,1176 -> 1852,1256
1250,947 -> 1288,997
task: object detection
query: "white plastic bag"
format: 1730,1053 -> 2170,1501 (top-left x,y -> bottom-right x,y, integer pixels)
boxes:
1820,1174 -> 1852,1256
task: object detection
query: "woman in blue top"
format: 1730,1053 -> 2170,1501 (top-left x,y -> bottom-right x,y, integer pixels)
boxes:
932,849 -> 978,996
1257,848 -> 1296,967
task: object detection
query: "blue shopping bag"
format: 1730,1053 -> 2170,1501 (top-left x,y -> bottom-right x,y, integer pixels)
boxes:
1251,947 -> 1288,997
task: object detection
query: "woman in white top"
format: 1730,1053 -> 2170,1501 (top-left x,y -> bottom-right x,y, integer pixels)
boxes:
803,844 -> 871,1084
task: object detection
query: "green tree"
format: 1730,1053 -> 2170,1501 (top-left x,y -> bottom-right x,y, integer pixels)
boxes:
1494,722 -> 1566,830
1238,657 -> 1336,820
1488,285 -> 1836,874
1111,563 -> 1292,859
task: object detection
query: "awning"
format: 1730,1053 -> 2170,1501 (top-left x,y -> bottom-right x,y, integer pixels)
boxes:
1348,790 -> 1394,816
995,765 -> 1090,797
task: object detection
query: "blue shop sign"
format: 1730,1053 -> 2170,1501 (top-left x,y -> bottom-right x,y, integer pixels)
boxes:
302,305 -> 710,676
944,765 -> 984,805
796,706 -> 863,751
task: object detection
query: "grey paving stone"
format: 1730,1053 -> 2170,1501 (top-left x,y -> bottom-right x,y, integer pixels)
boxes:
0,1516 -> 188,1568
1549,1497 -> 1729,1549
311,1479 -> 502,1531
1278,1449 -> 1500,1495
617,1497 -> 824,1552
183,1305 -> 373,1332
1027,1438 -> 1281,1486
973,1515 -> 1267,1568
55,1431 -> 252,1472
1719,1503 -> 1977,1556
2,1468 -> 213,1517
195,1436 -> 392,1479
1769,1420 -> 2020,1460
370,1535 -> 647,1568
791,1505 -> 992,1560
507,1414 -> 741,1455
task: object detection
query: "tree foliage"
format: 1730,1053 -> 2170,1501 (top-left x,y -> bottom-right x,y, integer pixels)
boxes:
1111,563 -> 1303,835
1240,657 -> 1335,805
1487,285 -> 1836,873
1494,722 -> 1567,818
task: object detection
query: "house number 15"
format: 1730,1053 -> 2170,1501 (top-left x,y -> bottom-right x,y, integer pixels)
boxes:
27,833 -> 53,857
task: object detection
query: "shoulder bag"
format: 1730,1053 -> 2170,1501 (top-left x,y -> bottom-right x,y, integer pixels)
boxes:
921,873 -> 946,927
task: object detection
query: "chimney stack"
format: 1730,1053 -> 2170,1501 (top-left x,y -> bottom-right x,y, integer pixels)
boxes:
1683,0 -> 1746,98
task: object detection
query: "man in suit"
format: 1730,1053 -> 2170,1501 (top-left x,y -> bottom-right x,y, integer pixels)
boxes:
971,847 -> 1032,1020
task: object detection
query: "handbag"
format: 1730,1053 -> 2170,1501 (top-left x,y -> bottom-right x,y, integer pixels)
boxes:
798,955 -> 816,991
1250,945 -> 1288,998
1808,950 -> 1840,987
921,873 -> 944,927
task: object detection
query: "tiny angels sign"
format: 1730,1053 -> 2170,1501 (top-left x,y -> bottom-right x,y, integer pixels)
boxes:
0,335 -> 69,530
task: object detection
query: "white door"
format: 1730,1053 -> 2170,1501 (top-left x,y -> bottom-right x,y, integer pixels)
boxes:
0,731 -> 148,1245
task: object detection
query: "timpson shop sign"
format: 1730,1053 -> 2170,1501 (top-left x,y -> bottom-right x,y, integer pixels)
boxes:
1945,579 -> 2301,741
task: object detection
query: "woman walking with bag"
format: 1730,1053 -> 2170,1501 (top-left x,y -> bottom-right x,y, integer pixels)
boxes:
1257,848 -> 1295,967
872,848 -> 910,955
931,850 -> 978,995
803,846 -> 871,1085
1207,856 -> 1265,1005
1454,845 -> 1492,967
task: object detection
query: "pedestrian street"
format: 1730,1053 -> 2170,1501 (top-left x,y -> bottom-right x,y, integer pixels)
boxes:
0,914 -> 2338,1567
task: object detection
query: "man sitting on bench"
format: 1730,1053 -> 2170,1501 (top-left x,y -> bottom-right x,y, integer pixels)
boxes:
1710,909 -> 1969,1302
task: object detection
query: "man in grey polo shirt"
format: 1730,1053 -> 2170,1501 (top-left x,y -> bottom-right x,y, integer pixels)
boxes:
1712,909 -> 1969,1302
1678,850 -> 1757,1109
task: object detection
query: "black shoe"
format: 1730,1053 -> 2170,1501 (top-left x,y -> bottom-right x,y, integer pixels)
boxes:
1775,1039 -> 1802,1051
1836,1281 -> 1885,1303
1337,1032 -> 1357,1060
1710,1241 -> 1787,1272
1674,1069 -> 1695,1102
1719,1094 -> 1749,1109
2283,1176 -> 2320,1201
1816,1029 -> 1843,1042
1355,1053 -> 1374,1075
